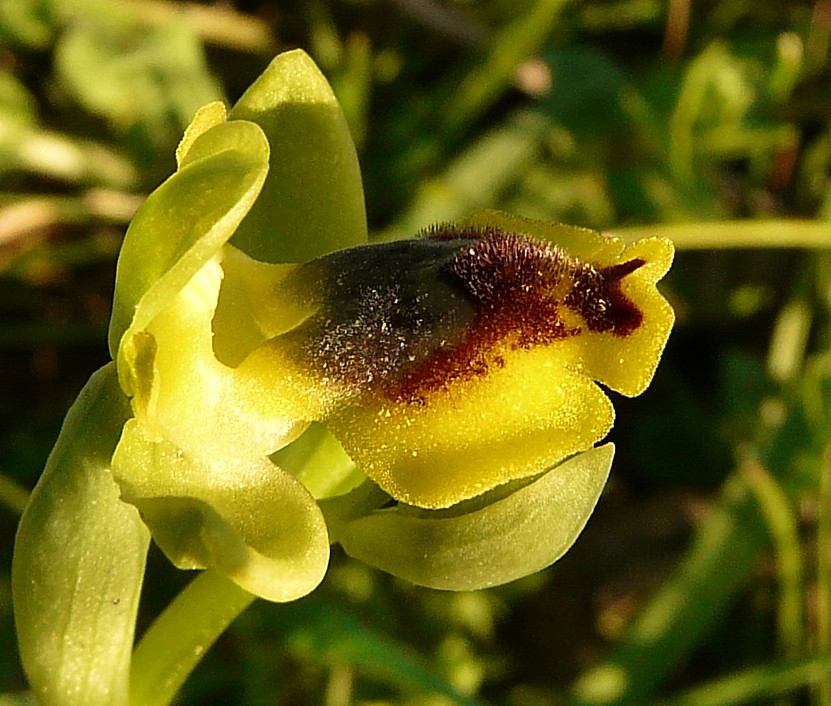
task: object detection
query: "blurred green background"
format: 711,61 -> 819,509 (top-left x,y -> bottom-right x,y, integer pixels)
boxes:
2,1 -> 831,704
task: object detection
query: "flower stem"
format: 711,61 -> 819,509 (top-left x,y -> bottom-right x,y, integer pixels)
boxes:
613,219 -> 831,250
129,570 -> 255,706
0,470 -> 29,516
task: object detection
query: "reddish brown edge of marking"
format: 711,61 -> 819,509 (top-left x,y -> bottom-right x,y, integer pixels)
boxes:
388,226 -> 647,404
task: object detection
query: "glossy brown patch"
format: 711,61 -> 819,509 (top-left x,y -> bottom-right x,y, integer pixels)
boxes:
388,226 -> 646,402
300,225 -> 648,404
565,258 -> 646,336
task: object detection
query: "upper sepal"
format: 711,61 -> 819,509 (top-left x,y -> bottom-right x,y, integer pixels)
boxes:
228,49 -> 368,263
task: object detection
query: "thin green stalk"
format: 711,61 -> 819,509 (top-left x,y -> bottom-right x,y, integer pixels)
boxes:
740,458 -> 804,659
442,0 -> 573,134
129,570 -> 256,706
569,473 -> 767,706
656,654 -> 831,706
611,220 -> 831,250
815,449 -> 831,706
0,471 -> 29,516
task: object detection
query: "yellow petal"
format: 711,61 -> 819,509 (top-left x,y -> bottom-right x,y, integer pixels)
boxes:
291,213 -> 675,508
329,344 -> 614,508
124,253 -> 309,459
561,236 -> 675,397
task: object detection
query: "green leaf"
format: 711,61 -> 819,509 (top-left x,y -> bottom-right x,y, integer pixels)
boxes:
12,364 -> 150,706
112,420 -> 330,602
54,19 -> 222,146
442,0 -> 573,134
336,444 -> 614,590
656,654 -> 831,706
0,0 -> 53,48
229,49 -> 367,263
278,595 -> 485,705
108,118 -> 269,358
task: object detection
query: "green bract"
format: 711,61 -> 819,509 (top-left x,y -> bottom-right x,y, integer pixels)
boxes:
12,365 -> 148,706
12,48 -> 674,706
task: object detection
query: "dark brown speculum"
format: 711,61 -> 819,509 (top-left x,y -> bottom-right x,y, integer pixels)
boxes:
293,225 -> 646,403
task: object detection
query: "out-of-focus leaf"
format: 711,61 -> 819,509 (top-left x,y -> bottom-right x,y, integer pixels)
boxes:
541,47 -> 630,138
0,0 -> 54,48
277,595 -> 484,705
0,71 -> 36,127
54,19 -> 222,150
379,110 -> 550,241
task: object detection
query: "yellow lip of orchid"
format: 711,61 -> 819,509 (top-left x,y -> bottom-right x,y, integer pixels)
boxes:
235,212 -> 674,509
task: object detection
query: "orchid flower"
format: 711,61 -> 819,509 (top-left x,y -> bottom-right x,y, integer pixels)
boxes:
12,49 -> 674,706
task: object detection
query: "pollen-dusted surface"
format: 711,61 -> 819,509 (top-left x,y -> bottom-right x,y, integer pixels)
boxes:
295,224 -> 650,404
289,238 -> 477,394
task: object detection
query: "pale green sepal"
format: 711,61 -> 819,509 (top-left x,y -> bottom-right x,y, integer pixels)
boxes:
113,420 -> 330,602
336,444 -> 614,591
12,364 -> 150,706
229,49 -> 367,263
108,118 -> 269,359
